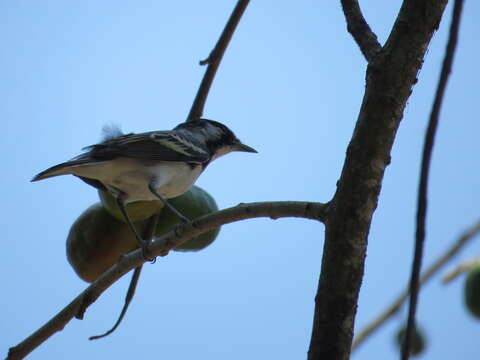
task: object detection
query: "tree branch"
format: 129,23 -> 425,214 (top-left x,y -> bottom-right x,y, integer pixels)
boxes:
7,201 -> 328,360
352,219 -> 480,350
340,0 -> 382,62
307,1 -> 448,359
403,1 -> 464,358
186,0 -> 250,122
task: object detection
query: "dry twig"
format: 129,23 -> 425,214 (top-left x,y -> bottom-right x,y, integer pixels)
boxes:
403,1 -> 464,358
186,0 -> 250,121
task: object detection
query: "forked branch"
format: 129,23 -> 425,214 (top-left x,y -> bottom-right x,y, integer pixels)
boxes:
307,1 -> 447,359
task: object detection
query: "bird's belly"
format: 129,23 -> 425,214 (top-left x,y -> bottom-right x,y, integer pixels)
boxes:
72,158 -> 202,202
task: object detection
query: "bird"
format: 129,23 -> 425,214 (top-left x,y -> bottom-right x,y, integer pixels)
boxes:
32,118 -> 257,259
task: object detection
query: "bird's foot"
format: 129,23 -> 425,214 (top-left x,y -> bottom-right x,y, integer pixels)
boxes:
140,240 -> 156,264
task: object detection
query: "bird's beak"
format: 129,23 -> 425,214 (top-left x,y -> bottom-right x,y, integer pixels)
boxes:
234,142 -> 257,153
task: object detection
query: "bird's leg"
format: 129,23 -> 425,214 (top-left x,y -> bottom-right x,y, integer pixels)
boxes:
115,195 -> 155,262
148,181 -> 189,223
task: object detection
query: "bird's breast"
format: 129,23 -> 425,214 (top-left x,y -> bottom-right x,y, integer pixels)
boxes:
148,162 -> 203,199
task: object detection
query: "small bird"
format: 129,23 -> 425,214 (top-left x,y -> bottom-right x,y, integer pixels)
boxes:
32,118 -> 257,258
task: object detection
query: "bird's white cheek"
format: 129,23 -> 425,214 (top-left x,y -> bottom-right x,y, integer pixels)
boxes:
210,146 -> 235,161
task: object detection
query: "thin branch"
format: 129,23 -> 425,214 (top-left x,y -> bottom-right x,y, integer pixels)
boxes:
402,1 -> 464,359
186,0 -> 250,122
7,201 -> 328,360
443,256 -> 480,284
88,266 -> 143,340
352,219 -> 480,350
340,0 -> 382,62
87,211 -> 160,339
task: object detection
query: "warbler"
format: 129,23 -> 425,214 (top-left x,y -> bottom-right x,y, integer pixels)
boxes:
32,118 -> 257,258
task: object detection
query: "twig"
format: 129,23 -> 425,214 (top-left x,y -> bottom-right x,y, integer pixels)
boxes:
352,219 -> 480,350
443,256 -> 480,284
87,212 -> 159,339
186,0 -> 250,122
7,201 -> 328,360
89,266 -> 143,340
340,0 -> 382,62
402,1 -> 464,358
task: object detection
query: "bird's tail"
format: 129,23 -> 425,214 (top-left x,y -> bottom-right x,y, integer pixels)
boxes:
31,158 -> 92,182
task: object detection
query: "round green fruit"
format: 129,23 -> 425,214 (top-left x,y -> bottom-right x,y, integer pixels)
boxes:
66,203 -> 144,283
395,325 -> 426,356
155,185 -> 220,251
98,189 -> 163,222
464,265 -> 480,318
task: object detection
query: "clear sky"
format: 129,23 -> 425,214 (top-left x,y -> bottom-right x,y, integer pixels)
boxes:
1,1 -> 478,359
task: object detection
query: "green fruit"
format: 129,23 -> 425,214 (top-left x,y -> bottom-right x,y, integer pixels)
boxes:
395,325 -> 426,356
464,265 -> 480,318
98,189 -> 163,222
66,203 -> 144,283
155,186 -> 220,251
67,186 -> 219,281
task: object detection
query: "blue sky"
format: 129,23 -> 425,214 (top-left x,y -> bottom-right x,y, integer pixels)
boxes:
1,1 -> 478,359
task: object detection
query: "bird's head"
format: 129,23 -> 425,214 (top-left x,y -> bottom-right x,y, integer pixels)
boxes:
176,119 -> 257,160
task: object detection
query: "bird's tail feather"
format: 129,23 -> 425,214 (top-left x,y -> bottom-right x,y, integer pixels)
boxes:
31,159 -> 92,182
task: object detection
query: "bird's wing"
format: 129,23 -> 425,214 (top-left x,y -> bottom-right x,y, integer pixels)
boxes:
83,131 -> 210,163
